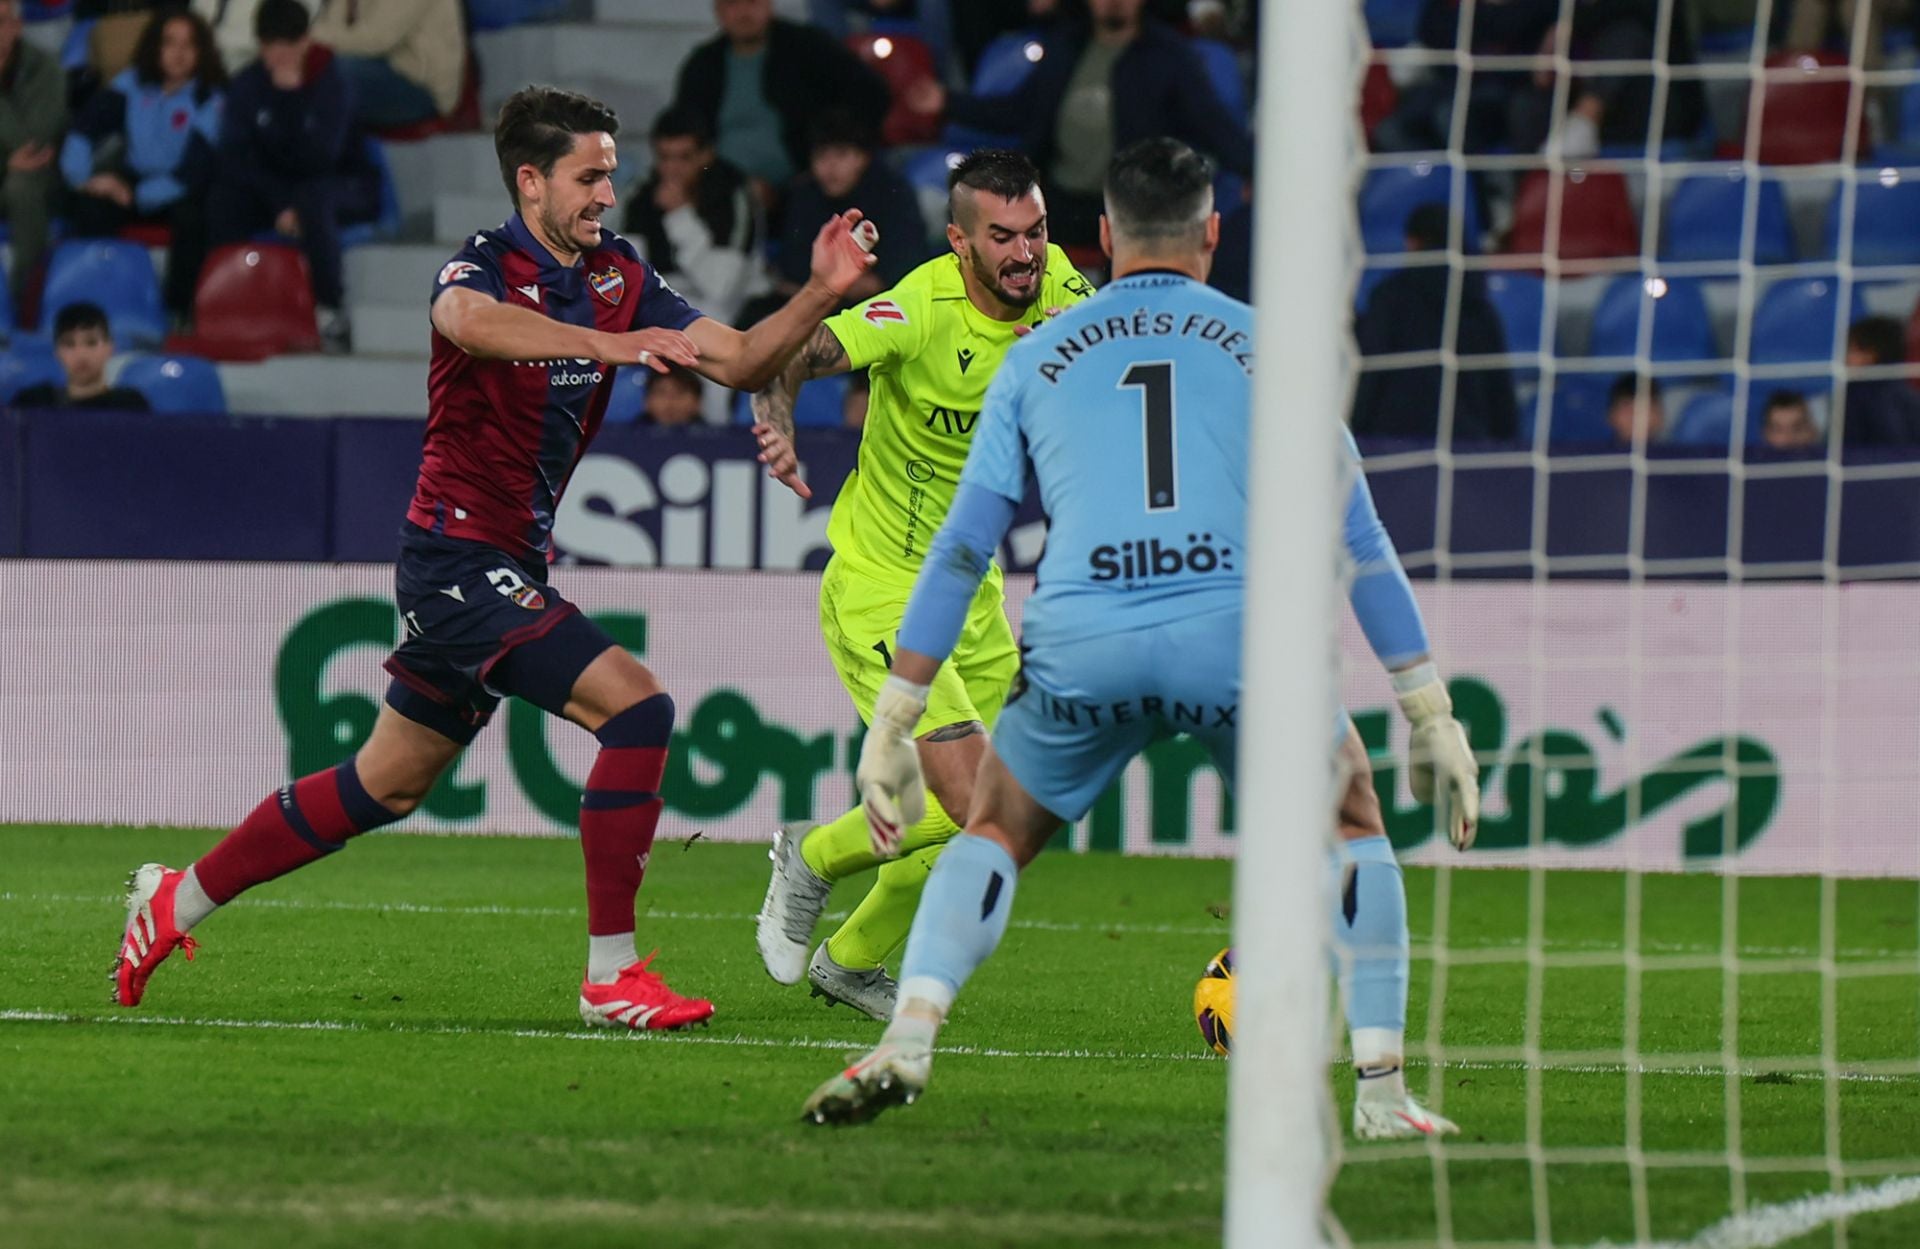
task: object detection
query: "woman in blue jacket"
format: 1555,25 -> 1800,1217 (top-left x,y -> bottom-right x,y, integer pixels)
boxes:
63,8 -> 226,323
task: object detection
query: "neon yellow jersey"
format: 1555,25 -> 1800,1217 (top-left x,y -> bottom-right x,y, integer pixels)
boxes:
822,244 -> 1094,583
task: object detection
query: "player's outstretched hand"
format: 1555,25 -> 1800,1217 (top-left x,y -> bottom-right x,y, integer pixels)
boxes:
810,210 -> 879,299
1397,671 -> 1480,850
858,675 -> 929,858
751,422 -> 810,499
1013,306 -> 1067,338
607,327 -> 700,374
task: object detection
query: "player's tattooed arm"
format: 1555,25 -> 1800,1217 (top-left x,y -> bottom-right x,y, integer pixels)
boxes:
750,324 -> 851,440
923,721 -> 984,742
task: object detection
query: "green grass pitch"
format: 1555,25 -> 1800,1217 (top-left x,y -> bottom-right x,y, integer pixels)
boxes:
2,824 -> 1916,1248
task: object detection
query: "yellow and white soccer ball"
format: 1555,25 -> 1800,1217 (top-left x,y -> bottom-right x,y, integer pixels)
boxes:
1192,947 -> 1234,1056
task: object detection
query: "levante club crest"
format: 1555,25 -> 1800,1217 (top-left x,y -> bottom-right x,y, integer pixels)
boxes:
588,266 -> 625,306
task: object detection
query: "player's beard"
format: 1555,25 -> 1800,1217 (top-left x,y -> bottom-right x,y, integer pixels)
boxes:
543,202 -> 602,254
972,248 -> 1043,310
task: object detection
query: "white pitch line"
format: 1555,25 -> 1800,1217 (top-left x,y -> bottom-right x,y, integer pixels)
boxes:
1592,1174 -> 1920,1249
2,1010 -> 1915,1086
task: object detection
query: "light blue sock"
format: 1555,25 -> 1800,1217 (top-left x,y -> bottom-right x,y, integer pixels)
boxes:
1331,834 -> 1409,1071
895,834 -> 1019,1015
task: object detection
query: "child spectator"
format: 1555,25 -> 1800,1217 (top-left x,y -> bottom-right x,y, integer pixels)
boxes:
1606,373 -> 1665,446
643,367 -> 704,426
0,0 -> 66,316
1840,316 -> 1920,448
308,0 -> 464,130
64,9 -> 226,326
13,301 -> 151,410
777,109 -> 926,304
1761,390 -> 1821,450
209,0 -> 367,351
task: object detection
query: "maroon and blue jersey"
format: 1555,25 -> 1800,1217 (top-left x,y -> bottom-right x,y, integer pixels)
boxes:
411,214 -> 702,561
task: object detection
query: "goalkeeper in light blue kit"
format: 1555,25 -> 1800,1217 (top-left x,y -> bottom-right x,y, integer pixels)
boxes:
801,139 -> 1481,1139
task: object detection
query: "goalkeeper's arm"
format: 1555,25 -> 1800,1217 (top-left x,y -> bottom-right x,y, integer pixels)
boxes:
1342,437 -> 1480,849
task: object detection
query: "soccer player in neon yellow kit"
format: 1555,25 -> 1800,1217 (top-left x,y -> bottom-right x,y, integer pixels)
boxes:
750,150 -> 1094,1018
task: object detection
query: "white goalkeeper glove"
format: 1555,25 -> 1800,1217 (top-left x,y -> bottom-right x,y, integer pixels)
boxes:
1394,663 -> 1480,851
857,674 -> 928,858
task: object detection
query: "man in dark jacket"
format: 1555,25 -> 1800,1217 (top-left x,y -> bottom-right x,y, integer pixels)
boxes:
921,0 -> 1250,250
208,0 -> 369,351
1351,205 -> 1519,445
671,0 -> 890,198
1840,317 -> 1920,448
0,0 -> 65,312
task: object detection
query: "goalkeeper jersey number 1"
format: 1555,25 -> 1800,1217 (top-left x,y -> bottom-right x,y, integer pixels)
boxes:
822,245 -> 1094,584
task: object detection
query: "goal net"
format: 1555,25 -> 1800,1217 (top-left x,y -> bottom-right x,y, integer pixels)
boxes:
1245,0 -> 1920,1244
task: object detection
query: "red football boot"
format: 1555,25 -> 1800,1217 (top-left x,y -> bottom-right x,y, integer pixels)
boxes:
114,864 -> 198,1007
578,952 -> 714,1031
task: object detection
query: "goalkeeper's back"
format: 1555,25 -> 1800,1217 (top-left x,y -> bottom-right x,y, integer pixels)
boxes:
958,270 -> 1251,649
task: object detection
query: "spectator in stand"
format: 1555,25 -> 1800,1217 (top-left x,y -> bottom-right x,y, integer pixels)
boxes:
1509,0 -> 1707,159
671,0 -> 890,204
777,109 -> 925,304
308,0 -> 464,130
1789,0 -> 1899,69
192,0 -> 265,74
1761,390 -> 1822,450
624,106 -> 764,422
1605,373 -> 1665,446
0,0 -> 65,315
209,0 -> 363,351
643,367 -> 704,426
917,0 -> 1252,251
63,9 -> 226,328
1350,204 -> 1518,444
809,0 -> 953,79
13,302 -> 151,411
1840,316 -> 1920,447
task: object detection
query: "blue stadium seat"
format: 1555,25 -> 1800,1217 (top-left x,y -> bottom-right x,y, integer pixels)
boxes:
1359,163 -> 1481,254
1588,275 -> 1718,361
942,30 -> 1042,149
729,373 -> 850,428
602,366 -> 649,424
1670,389 -> 1735,446
40,240 -> 165,346
116,354 -> 226,415
466,0 -> 568,30
0,337 -> 60,401
1823,173 -> 1920,266
1191,39 -> 1245,118
1661,172 -> 1795,265
59,17 -> 93,70
1364,0 -> 1425,48
1542,374 -> 1617,445
1483,271 -> 1546,358
1751,276 -> 1866,366
340,137 -> 403,248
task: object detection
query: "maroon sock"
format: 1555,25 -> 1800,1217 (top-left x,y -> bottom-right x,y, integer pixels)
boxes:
580,695 -> 674,936
193,758 -> 401,904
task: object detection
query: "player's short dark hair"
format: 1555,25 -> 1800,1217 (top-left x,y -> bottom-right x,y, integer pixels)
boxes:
254,0 -> 309,44
1404,203 -> 1449,252
947,148 -> 1040,225
495,86 -> 620,207
1104,138 -> 1215,245
649,105 -> 711,148
807,107 -> 878,156
1847,315 -> 1905,366
53,302 -> 110,339
1608,373 -> 1663,406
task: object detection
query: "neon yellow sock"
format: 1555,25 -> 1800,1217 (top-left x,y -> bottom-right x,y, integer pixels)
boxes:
826,843 -> 943,970
799,789 -> 958,882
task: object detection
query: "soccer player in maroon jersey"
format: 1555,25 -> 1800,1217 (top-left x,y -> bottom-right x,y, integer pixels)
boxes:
112,86 -> 877,1030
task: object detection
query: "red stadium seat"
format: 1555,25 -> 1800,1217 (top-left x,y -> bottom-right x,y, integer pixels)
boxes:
118,221 -> 171,247
1360,61 -> 1397,148
1744,51 -> 1866,166
171,243 -> 320,361
845,32 -> 942,147
1505,169 -> 1639,269
371,52 -> 482,141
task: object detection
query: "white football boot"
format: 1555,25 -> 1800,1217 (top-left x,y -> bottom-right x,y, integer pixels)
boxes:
1353,1069 -> 1461,1141
755,823 -> 833,985
806,942 -> 897,1022
801,1037 -> 933,1126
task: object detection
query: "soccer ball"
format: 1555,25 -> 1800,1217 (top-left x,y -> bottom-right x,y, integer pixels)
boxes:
1192,947 -> 1234,1056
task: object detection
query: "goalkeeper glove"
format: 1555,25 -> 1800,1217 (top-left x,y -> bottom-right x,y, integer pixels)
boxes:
857,674 -> 928,857
1393,663 -> 1480,851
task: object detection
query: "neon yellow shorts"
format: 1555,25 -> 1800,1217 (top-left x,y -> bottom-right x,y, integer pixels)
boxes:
819,554 -> 1019,734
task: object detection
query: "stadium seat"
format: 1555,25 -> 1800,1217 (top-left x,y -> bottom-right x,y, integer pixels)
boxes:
943,30 -> 1041,149
340,137 -> 403,249
602,366 -> 649,424
40,239 -> 166,346
1360,61 -> 1398,147
729,373 -> 849,428
1588,275 -> 1718,362
1661,171 -> 1796,265
1506,169 -> 1639,266
1191,39 -> 1245,118
1364,0 -> 1425,48
847,32 -> 942,147
1358,162 -> 1482,254
1670,389 -> 1736,446
1483,271 -> 1547,359
0,337 -> 61,401
1751,276 -> 1866,365
1746,52 -> 1866,165
1822,172 -> 1920,266
59,16 -> 92,70
465,0 -> 568,31
1541,374 -> 1617,445
179,243 -> 321,361
116,353 -> 226,415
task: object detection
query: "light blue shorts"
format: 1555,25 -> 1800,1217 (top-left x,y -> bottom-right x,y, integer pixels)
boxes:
991,607 -> 1244,822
